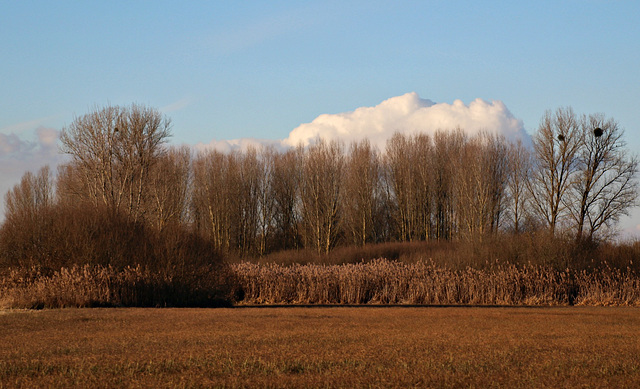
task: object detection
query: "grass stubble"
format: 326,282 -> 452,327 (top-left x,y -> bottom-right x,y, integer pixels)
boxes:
1,307 -> 639,388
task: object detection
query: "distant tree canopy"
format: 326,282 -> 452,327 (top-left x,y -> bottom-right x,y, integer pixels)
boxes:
1,105 -> 638,269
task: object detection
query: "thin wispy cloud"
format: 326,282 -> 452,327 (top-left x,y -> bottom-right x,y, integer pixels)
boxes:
160,98 -> 193,114
0,114 -> 62,135
202,5 -> 317,55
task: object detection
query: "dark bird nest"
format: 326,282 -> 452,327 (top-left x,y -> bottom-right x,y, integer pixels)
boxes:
593,127 -> 603,137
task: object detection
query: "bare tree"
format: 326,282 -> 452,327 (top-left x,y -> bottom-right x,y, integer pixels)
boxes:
432,129 -> 465,240
4,166 -> 53,225
454,135 -> 488,238
452,132 -> 510,239
343,139 -> 382,246
412,134 -> 434,241
528,108 -> 582,235
384,133 -> 417,242
483,133 -> 510,233
191,150 -> 232,251
255,147 -> 277,255
233,148 -> 261,256
300,139 -> 344,254
2,166 -> 55,267
147,146 -> 192,230
59,104 -> 171,220
384,133 -> 436,242
570,114 -> 638,240
506,139 -> 533,233
270,149 -> 301,251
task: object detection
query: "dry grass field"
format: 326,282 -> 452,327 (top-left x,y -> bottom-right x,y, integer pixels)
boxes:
1,307 -> 639,388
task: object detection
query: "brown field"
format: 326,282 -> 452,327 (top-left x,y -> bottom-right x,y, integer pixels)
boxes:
1,307 -> 639,388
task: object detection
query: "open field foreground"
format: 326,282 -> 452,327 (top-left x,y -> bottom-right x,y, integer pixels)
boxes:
1,308 -> 639,388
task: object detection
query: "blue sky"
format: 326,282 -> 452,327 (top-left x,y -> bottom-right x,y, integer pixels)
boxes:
1,1 -> 640,236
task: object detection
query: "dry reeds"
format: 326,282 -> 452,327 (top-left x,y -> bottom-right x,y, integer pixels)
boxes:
0,264 -> 233,309
3,259 -> 638,309
574,265 -> 640,306
233,259 -> 640,306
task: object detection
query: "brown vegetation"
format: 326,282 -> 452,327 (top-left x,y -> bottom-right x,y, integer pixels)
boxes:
1,307 -> 639,388
2,228 -> 640,308
3,241 -> 638,309
232,258 -> 640,306
0,264 -> 233,309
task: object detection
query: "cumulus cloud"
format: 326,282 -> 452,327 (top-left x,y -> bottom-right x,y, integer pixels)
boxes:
198,92 -> 530,153
284,92 -> 529,149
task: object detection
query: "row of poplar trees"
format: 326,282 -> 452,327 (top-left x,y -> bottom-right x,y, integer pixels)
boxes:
3,105 -> 638,257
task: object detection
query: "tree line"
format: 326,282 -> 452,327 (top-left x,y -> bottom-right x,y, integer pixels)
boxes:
1,104 -> 637,269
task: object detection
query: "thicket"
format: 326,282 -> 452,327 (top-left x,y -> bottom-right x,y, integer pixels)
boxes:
0,204 -> 234,308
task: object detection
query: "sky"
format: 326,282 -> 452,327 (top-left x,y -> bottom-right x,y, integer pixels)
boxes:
1,1 -> 640,237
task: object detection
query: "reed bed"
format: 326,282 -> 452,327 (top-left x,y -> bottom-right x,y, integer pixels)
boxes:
575,266 -> 640,306
0,264 -> 232,309
2,259 -> 638,308
233,259 -> 640,306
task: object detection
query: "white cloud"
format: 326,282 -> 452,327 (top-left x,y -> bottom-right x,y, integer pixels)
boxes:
0,127 -> 67,220
196,92 -> 531,154
284,92 -> 529,149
